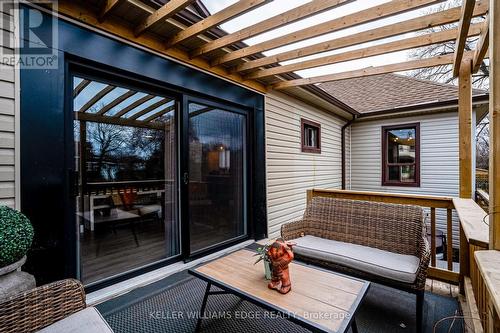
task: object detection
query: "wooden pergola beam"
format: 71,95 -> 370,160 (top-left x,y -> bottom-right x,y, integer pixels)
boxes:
459,58 -> 473,198
165,0 -> 271,48
190,0 -> 353,58
56,1 -> 267,93
96,90 -> 137,115
143,105 -> 176,122
134,0 -> 194,37
99,0 -> 125,21
272,51 -> 476,89
73,79 -> 90,97
113,94 -> 155,118
76,112 -> 164,130
489,0 -> 500,250
473,16 -> 489,73
453,0 -> 477,77
247,24 -> 483,80
211,0 -> 446,67
235,0 -> 489,73
78,85 -> 116,113
128,98 -> 172,120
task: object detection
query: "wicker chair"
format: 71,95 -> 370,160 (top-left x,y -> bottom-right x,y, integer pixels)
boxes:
282,196 -> 430,333
0,279 -> 86,333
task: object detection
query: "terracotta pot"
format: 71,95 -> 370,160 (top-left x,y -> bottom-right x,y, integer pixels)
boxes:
0,256 -> 26,277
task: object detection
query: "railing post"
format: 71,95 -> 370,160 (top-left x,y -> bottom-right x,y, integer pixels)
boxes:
307,189 -> 313,204
489,0 -> 500,251
430,207 -> 436,267
459,58 -> 473,199
447,208 -> 453,271
459,225 -> 469,295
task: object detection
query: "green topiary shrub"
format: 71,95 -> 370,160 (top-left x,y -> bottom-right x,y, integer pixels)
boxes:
0,206 -> 34,267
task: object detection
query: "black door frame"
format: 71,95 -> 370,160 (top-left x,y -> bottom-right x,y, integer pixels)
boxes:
64,60 -> 256,290
67,61 -> 184,291
180,95 -> 253,262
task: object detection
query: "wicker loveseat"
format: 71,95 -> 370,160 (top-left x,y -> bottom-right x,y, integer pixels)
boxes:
282,196 -> 430,333
0,279 -> 113,333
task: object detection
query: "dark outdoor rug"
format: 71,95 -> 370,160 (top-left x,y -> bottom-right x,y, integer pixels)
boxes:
97,269 -> 464,333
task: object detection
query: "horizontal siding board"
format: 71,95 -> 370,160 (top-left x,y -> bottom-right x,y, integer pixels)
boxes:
0,12 -> 15,207
265,92 -> 344,238
348,112 -> 461,247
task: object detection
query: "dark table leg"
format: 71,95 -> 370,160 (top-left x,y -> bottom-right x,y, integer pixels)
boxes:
196,282 -> 212,332
350,318 -> 359,333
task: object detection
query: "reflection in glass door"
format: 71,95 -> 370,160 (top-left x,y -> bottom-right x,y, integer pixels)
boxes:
73,76 -> 179,285
188,102 -> 247,253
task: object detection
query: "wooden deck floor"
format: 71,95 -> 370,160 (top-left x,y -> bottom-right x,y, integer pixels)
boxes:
426,278 -> 459,298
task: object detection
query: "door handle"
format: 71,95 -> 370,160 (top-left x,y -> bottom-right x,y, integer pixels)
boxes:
183,172 -> 189,185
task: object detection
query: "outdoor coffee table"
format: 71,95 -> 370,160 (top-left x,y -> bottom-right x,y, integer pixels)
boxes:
189,249 -> 370,333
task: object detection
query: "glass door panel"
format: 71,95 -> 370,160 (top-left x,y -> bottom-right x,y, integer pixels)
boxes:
188,102 -> 247,253
73,76 -> 179,285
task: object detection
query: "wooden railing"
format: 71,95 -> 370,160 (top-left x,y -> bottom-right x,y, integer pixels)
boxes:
454,198 -> 489,332
307,189 -> 459,283
476,189 -> 489,212
307,189 -> 497,332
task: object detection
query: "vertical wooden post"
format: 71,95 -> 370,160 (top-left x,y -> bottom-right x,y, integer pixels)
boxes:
307,189 -> 313,204
490,0 -> 500,250
459,59 -> 473,198
447,208 -> 453,271
459,226 -> 469,295
430,207 -> 436,267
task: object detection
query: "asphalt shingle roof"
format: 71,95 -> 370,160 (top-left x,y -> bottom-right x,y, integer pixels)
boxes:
318,73 -> 486,114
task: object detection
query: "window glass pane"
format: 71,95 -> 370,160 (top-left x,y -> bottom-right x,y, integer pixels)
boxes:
188,103 -> 246,252
387,128 -> 416,163
401,165 -> 416,182
73,76 -> 179,285
304,125 -> 318,148
388,166 -> 400,182
387,165 -> 416,183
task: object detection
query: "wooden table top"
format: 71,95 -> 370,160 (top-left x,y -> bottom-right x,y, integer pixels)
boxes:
190,249 -> 370,333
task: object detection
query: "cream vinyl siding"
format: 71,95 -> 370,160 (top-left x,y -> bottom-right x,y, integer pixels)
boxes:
265,92 -> 344,239
0,7 -> 17,208
346,111 -> 464,247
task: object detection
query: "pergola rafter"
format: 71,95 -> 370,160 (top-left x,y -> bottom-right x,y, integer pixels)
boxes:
210,0 -> 446,67
234,0 -> 489,74
164,0 -> 272,48
453,0 -> 477,77
473,16 -> 489,73
78,85 -> 116,113
134,0 -> 195,37
190,0 -> 353,58
246,24 -> 483,80
128,98 -> 171,120
54,0 -> 490,96
272,51 -> 476,89
99,0 -> 125,21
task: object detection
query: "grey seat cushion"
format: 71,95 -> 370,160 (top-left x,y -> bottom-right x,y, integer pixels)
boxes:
37,307 -> 114,333
291,235 -> 420,284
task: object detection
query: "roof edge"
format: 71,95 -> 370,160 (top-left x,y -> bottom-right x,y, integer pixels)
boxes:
357,93 -> 489,118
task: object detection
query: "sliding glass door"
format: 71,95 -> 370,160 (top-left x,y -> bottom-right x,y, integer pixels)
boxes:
73,75 -> 179,285
187,101 -> 247,254
71,75 -> 249,284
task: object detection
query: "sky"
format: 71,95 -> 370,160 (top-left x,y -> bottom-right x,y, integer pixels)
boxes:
200,0 -> 457,78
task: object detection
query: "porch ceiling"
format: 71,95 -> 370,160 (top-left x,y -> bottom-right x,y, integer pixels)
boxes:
38,0 -> 489,116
